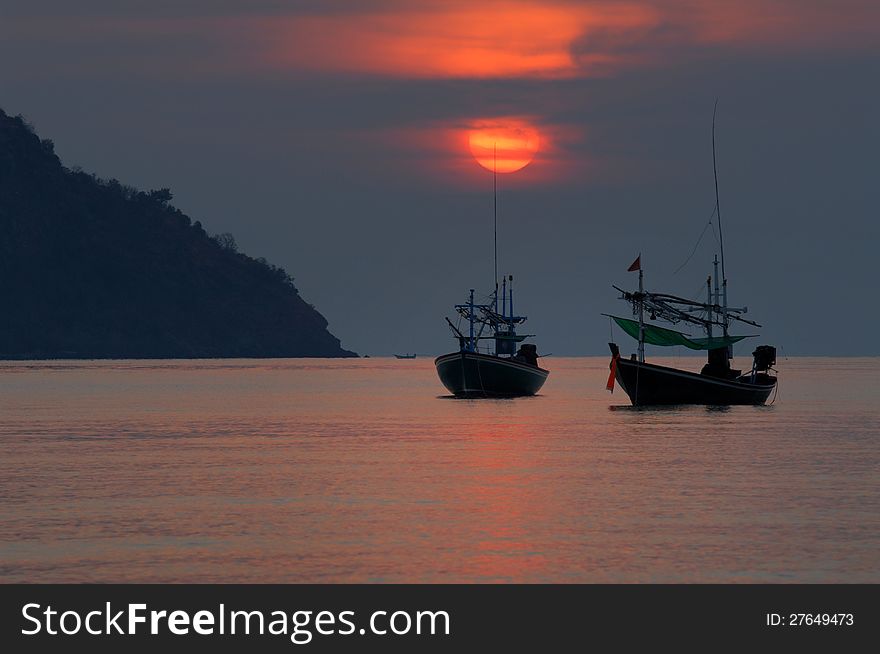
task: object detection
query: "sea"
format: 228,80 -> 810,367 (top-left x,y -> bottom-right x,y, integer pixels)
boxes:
1,357 -> 877,583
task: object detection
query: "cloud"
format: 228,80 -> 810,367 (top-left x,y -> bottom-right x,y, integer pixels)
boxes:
3,1 -> 877,82
264,2 -> 660,79
262,0 -> 880,79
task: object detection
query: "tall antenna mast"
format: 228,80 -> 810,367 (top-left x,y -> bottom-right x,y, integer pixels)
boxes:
712,98 -> 730,339
712,99 -> 726,286
493,142 -> 498,295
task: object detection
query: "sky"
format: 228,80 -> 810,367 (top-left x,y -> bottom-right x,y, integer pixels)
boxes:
1,0 -> 878,356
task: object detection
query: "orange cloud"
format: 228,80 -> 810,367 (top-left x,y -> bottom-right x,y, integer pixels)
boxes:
266,2 -> 660,79
4,2 -> 876,81
263,0 -> 880,79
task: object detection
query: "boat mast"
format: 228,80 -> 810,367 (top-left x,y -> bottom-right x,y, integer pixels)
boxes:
706,274 -> 713,338
468,288 -> 475,352
638,265 -> 645,363
493,142 -> 498,313
713,255 -> 720,336
712,99 -> 729,340
493,143 -> 501,355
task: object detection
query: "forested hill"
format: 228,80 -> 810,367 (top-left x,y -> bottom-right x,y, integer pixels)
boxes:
0,109 -> 356,359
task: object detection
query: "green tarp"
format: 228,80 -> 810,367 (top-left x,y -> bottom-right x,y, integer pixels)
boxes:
609,316 -> 751,351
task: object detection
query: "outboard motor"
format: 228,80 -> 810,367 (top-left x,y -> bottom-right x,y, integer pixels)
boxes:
752,345 -> 776,372
745,345 -> 777,384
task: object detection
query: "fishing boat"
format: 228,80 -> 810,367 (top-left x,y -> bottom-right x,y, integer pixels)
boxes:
605,103 -> 778,406
604,257 -> 777,405
394,353 -> 417,359
436,277 -> 549,397
434,146 -> 549,397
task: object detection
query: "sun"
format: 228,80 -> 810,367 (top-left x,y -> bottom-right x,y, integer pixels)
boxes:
468,120 -> 540,173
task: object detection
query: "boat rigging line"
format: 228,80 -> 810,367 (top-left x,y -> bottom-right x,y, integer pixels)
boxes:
673,209 -> 716,275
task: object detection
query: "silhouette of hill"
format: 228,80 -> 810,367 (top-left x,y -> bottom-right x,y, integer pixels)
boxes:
0,108 -> 356,358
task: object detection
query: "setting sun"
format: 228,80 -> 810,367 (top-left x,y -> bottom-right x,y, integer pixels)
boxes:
468,120 -> 540,173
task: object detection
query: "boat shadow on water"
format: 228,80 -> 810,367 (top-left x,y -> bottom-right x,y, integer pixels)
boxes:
607,403 -> 776,413
436,394 -> 544,401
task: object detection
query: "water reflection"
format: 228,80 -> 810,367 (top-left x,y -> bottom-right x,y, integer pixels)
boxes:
0,357 -> 877,582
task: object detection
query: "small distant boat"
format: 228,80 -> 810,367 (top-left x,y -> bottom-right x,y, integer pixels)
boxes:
605,103 -> 777,406
394,353 -> 417,359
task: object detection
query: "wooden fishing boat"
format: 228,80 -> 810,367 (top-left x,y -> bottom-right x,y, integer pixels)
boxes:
435,145 -> 548,397
605,103 -> 778,406
436,282 -> 549,397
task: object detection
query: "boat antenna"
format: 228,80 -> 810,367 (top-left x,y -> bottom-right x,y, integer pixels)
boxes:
712,98 -> 730,338
493,142 -> 498,301
712,99 -> 726,287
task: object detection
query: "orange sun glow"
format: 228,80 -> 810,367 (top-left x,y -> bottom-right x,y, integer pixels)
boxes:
468,120 -> 540,173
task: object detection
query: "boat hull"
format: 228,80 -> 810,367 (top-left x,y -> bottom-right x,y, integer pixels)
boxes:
435,351 -> 549,397
613,356 -> 775,406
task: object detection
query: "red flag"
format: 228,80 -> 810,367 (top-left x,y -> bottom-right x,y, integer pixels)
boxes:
606,353 -> 618,392
627,255 -> 641,272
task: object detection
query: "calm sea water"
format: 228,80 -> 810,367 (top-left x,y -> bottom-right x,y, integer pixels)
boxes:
1,357 -> 877,583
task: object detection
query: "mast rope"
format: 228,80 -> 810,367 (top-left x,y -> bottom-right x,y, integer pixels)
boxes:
709,220 -> 721,251
673,209 -> 716,275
